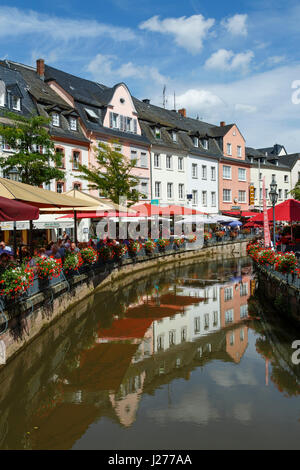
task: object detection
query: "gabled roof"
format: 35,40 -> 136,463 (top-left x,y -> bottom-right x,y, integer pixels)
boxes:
257,143 -> 287,156
278,153 -> 300,169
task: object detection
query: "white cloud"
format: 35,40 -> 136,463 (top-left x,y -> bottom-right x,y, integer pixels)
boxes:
175,88 -> 223,111
221,14 -> 248,36
235,103 -> 257,113
87,54 -> 166,85
205,49 -> 254,71
0,6 -> 136,41
139,14 -> 215,53
267,55 -> 286,66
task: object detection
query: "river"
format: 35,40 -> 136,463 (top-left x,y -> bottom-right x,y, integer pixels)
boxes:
0,257 -> 299,450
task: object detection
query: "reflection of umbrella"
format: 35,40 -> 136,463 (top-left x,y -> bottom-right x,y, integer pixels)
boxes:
228,221 -> 243,227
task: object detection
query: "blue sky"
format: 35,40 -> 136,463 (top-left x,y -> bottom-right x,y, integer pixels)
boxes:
1,0 -> 300,151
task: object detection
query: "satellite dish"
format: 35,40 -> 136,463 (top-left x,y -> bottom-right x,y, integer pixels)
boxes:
0,80 -> 5,96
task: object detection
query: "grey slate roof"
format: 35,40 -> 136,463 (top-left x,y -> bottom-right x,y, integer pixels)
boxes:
277,153 -> 300,169
0,62 -> 37,118
257,143 -> 287,156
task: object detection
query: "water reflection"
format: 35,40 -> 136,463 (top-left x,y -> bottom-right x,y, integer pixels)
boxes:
0,257 -> 299,450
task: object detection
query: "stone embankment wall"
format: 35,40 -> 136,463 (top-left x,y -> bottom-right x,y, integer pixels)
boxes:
0,240 -> 248,365
254,265 -> 300,321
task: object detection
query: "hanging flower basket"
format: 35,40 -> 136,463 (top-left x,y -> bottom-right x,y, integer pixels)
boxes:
144,240 -> 156,254
63,252 -> 84,273
80,247 -> 98,265
113,244 -> 128,259
173,238 -> 185,248
98,245 -> 114,262
274,252 -> 298,274
186,234 -> 197,243
230,231 -> 238,238
128,240 -> 142,256
0,264 -> 34,300
156,239 -> 169,252
36,256 -> 62,280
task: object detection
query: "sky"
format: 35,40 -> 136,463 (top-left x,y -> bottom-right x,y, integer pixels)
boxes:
1,0 -> 300,152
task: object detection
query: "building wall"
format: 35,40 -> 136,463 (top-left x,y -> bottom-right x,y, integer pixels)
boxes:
151,147 -> 187,206
222,125 -> 246,160
250,165 -> 291,209
187,154 -> 219,214
102,84 -> 141,135
290,159 -> 300,191
219,161 -> 250,211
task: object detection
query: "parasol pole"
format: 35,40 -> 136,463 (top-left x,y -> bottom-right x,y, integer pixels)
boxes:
74,210 -> 78,244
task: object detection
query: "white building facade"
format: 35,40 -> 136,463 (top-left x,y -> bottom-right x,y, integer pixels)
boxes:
187,153 -> 219,214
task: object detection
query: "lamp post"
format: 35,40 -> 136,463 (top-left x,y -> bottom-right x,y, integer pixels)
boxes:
269,176 -> 278,249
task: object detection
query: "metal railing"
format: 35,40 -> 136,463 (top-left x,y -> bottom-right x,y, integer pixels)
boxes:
257,263 -> 300,290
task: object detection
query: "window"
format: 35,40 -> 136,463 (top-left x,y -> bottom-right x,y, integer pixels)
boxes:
111,113 -> 118,128
227,143 -> 232,155
238,168 -> 246,181
56,182 -> 64,193
194,317 -> 200,334
167,182 -> 173,199
52,113 -> 60,127
240,304 -> 248,318
178,157 -> 184,171
211,192 -> 216,207
240,283 -> 248,296
192,190 -> 198,205
140,181 -> 148,198
223,189 -> 231,202
238,190 -> 246,203
211,167 -> 216,180
131,150 -> 138,165
202,191 -> 207,206
178,184 -> 184,200
223,165 -> 231,179
240,328 -> 245,341
284,175 -> 289,183
157,334 -> 164,350
237,145 -> 242,157
193,136 -> 199,147
55,147 -> 65,168
213,311 -> 218,327
72,151 -> 80,170
201,139 -> 208,150
73,183 -> 81,190
126,117 -> 132,132
181,327 -> 187,342
155,182 -> 161,198
278,188 -> 282,199
204,314 -> 209,330
12,95 -> 21,111
69,117 -> 77,131
172,131 -> 177,142
140,152 -> 147,168
285,189 -> 289,199
225,309 -> 234,324
169,330 -> 176,346
154,154 -> 160,168
166,155 -> 172,169
155,127 -> 161,139
192,163 -> 198,178
229,332 -> 235,346
202,165 -> 207,180
224,287 -> 233,301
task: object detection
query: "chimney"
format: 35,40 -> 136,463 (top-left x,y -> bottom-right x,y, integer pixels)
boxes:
178,108 -> 186,118
220,121 -> 225,127
36,58 -> 45,80
142,98 -> 150,104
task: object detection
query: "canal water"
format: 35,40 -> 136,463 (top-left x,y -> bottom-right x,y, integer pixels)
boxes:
0,257 -> 299,450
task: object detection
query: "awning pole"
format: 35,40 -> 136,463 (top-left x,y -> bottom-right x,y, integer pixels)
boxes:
13,221 -> 17,259
74,210 -> 78,244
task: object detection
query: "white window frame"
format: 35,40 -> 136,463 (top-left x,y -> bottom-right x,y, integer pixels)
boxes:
211,191 -> 216,207
52,113 -> 60,127
178,184 -> 184,200
192,163 -> 198,178
155,181 -> 161,198
238,190 -> 246,203
192,190 -> 198,205
227,143 -> 232,155
154,154 -> 160,168
238,168 -> 246,181
211,166 -> 216,181
202,165 -> 207,180
202,190 -> 207,206
69,117 -> 77,131
223,189 -> 232,202
237,145 -> 242,157
166,155 -> 173,170
167,182 -> 173,199
223,165 -> 232,179
12,95 -> 21,111
178,156 -> 184,171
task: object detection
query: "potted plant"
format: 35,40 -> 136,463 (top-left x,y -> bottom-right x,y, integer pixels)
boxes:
173,238 -> 185,248
113,244 -> 128,260
63,252 -> 84,274
128,240 -> 142,257
156,239 -> 169,252
98,245 -> 114,263
80,247 -> 98,265
186,234 -> 197,243
0,264 -> 34,301
144,240 -> 156,255
274,252 -> 298,274
36,256 -> 62,288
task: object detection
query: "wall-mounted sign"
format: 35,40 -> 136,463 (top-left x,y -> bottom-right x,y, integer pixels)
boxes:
0,221 -> 30,230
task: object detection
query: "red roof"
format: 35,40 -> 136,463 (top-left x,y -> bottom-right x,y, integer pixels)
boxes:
98,317 -> 153,340
223,211 -> 258,218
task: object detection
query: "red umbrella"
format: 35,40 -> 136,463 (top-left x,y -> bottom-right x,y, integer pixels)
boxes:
247,199 -> 300,223
0,196 -> 39,221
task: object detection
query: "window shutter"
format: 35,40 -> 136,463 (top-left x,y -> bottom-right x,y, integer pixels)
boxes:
109,112 -> 113,128
133,119 -> 137,134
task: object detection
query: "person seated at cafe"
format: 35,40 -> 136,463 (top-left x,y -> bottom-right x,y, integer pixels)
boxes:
0,252 -> 15,274
51,245 -> 62,259
69,242 -> 80,253
38,247 -> 48,258
0,241 -> 13,256
45,242 -> 54,256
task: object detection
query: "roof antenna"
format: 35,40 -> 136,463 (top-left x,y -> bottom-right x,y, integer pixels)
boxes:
163,85 -> 166,109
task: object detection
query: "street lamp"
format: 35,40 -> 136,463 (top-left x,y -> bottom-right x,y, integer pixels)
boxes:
269,176 -> 278,249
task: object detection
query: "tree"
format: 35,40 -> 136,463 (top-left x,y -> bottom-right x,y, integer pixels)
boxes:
78,141 -> 142,205
290,181 -> 300,201
0,112 -> 64,186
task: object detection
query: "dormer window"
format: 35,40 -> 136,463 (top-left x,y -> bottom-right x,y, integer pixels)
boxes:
155,127 -> 161,139
52,113 -> 60,127
69,117 -> 77,131
201,139 -> 209,150
172,131 -> 177,142
193,137 -> 199,147
12,95 -> 21,111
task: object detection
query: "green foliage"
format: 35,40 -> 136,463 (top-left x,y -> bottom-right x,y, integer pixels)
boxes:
290,181 -> 300,201
0,112 -> 65,185
78,141 -> 142,205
